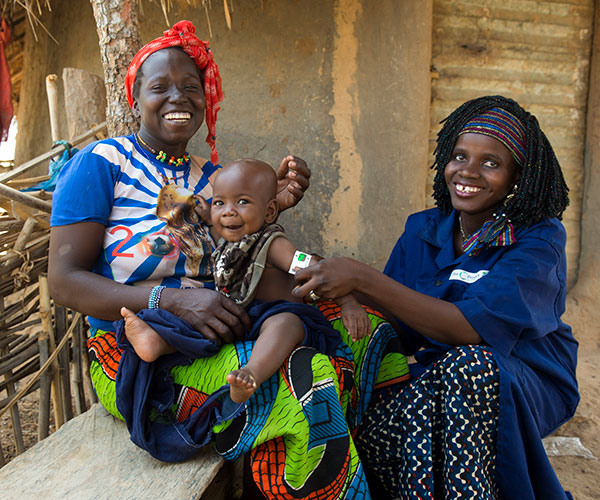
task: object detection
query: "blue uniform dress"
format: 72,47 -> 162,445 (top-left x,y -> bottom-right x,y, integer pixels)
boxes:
356,208 -> 579,500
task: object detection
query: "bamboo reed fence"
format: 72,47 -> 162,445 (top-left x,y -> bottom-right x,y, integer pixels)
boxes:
0,122 -> 106,467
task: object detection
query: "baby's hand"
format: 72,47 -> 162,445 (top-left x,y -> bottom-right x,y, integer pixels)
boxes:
193,195 -> 212,226
338,296 -> 371,342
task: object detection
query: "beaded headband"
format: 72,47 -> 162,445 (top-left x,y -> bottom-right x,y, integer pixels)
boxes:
459,107 -> 526,166
125,20 -> 223,164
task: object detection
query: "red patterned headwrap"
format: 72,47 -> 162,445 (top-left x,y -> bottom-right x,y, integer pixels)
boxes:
125,20 -> 223,164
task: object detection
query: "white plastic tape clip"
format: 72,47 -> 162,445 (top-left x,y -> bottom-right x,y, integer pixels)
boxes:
288,250 -> 312,275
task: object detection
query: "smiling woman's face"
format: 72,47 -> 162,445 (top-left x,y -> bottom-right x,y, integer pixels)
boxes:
444,132 -> 519,229
133,48 -> 205,156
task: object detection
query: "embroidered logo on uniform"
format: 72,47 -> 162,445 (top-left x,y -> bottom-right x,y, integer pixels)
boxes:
449,269 -> 489,283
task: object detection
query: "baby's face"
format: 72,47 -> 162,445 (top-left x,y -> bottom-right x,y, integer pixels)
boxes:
211,162 -> 277,242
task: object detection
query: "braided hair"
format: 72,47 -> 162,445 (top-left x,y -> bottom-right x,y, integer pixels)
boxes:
432,95 -> 569,228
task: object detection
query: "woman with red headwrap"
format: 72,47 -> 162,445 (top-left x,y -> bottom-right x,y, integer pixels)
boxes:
48,21 -> 408,499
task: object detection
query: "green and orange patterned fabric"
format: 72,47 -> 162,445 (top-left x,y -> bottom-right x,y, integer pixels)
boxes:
88,302 -> 409,499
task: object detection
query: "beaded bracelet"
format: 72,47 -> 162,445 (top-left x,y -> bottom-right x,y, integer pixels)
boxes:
148,285 -> 166,309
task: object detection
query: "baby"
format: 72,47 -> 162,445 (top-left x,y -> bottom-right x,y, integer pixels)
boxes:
207,159 -> 371,402
123,159 -> 370,404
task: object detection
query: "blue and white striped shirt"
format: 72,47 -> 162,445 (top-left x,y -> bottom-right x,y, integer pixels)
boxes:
51,135 -> 220,329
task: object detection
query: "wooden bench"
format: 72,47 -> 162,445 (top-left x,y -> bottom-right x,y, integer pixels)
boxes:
0,403 -> 241,499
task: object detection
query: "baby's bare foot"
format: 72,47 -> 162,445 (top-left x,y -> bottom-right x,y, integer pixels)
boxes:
121,307 -> 175,362
226,367 -> 257,403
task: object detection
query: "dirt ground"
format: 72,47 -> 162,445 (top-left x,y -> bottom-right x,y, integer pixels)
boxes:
0,392 -> 52,463
1,331 -> 599,497
549,330 -> 600,500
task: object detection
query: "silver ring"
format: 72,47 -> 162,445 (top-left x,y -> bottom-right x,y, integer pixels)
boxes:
308,290 -> 321,302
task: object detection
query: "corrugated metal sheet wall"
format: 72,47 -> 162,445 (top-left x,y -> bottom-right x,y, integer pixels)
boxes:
429,0 -> 594,287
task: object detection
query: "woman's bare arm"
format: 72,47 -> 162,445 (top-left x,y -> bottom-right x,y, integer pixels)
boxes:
49,222 -> 250,343
49,222 -> 147,319
293,257 -> 482,346
265,235 -> 297,271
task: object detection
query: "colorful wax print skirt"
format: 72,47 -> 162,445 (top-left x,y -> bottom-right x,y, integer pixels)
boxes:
88,303 -> 410,500
355,345 -> 500,500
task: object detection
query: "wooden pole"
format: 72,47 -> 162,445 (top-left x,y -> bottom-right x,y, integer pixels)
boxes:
37,324 -> 51,440
38,275 -> 64,429
0,122 -> 106,185
81,335 -> 97,407
4,217 -> 37,269
89,0 -> 141,137
12,217 -> 37,250
0,234 -> 48,267
0,220 -> 24,232
46,75 -> 61,143
0,184 -> 52,213
7,175 -> 51,190
62,68 -> 106,143
0,295 -> 25,455
1,344 -> 25,454
54,305 -> 73,422
0,312 -> 81,420
71,315 -> 85,415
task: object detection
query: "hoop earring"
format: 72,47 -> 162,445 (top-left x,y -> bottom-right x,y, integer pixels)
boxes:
504,183 -> 518,203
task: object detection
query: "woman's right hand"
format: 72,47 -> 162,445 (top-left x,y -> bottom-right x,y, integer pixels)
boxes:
161,287 -> 250,345
292,257 -> 360,301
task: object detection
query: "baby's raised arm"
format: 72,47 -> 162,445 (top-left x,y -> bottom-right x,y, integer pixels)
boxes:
267,237 -> 371,341
193,195 -> 220,242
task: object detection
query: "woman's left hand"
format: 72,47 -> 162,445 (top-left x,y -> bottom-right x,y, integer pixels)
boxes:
275,155 -> 311,211
292,257 -> 358,300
